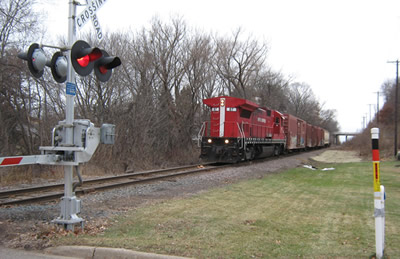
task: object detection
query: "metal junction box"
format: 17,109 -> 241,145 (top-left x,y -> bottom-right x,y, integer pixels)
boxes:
100,124 -> 115,144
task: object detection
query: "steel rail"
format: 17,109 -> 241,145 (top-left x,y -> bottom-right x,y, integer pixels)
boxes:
0,149 -> 325,206
0,163 -> 219,206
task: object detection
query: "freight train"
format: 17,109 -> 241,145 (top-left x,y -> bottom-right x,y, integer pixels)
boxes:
198,96 -> 330,163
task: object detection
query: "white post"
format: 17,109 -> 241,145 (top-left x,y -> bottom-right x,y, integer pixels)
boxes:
374,189 -> 385,259
53,0 -> 83,230
64,0 -> 76,209
380,185 -> 385,252
371,128 -> 385,258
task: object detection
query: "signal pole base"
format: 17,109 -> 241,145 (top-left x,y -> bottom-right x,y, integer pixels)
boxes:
52,195 -> 84,231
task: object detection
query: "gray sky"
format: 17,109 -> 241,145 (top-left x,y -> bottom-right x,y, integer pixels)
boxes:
37,0 -> 400,132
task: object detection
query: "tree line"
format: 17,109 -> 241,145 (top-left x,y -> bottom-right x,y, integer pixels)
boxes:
0,0 -> 339,171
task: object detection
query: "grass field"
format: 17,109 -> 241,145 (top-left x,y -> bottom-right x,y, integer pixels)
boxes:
56,161 -> 400,258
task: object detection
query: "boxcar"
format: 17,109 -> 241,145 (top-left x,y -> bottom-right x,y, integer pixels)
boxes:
283,114 -> 306,151
323,129 -> 330,147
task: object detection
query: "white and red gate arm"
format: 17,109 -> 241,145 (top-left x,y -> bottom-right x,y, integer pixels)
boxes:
0,155 -> 40,167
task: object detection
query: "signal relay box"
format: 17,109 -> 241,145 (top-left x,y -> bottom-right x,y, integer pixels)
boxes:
38,120 -> 115,165
100,123 -> 116,145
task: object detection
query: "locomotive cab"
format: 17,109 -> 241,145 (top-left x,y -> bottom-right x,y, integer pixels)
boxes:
199,96 -> 286,163
200,97 -> 249,162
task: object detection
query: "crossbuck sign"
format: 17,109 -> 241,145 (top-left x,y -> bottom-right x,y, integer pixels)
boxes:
75,0 -> 107,41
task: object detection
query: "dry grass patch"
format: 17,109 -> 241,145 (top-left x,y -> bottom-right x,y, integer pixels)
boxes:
55,161 -> 400,258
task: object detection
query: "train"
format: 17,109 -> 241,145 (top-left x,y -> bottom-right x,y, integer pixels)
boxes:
198,96 -> 330,163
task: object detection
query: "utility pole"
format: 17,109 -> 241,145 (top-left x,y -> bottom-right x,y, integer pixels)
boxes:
374,91 -> 380,126
363,115 -> 366,129
368,104 -> 374,124
388,60 -> 399,157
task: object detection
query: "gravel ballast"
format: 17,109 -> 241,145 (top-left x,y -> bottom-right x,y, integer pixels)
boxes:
0,149 -> 327,250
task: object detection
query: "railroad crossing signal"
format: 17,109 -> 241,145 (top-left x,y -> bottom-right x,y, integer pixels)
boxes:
70,40 -> 102,76
94,50 -> 121,82
18,43 -> 47,78
18,43 -> 68,83
13,0 -> 119,231
71,40 -> 121,81
18,41 -> 121,83
75,0 -> 107,41
48,52 -> 68,83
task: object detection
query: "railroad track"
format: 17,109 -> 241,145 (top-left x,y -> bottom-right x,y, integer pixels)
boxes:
0,149 -> 325,206
0,163 -> 220,206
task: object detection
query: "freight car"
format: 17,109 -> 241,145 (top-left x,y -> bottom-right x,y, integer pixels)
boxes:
323,129 -> 331,147
283,113 -> 306,150
198,96 -> 330,163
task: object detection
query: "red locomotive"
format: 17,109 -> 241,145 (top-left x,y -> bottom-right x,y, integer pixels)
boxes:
198,96 -> 330,163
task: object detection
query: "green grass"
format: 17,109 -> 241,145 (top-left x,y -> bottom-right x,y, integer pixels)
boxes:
56,161 -> 400,258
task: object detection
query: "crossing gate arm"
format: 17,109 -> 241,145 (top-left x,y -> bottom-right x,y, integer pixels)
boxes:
0,154 -> 62,167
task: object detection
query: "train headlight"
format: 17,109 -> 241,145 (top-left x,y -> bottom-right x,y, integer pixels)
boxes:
224,139 -> 229,144
207,138 -> 212,143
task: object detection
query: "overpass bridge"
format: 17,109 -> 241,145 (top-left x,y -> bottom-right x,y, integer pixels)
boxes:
333,132 -> 360,144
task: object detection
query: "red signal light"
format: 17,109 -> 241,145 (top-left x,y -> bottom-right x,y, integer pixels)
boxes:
76,52 -> 102,68
71,40 -> 102,76
70,41 -> 121,81
94,50 -> 121,82
77,55 -> 90,67
89,51 -> 102,61
99,66 -> 107,74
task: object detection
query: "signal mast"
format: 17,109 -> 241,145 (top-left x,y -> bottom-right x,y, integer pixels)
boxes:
0,0 -> 121,230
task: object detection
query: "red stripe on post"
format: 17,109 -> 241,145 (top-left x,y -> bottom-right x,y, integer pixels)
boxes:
372,149 -> 380,161
1,157 -> 23,166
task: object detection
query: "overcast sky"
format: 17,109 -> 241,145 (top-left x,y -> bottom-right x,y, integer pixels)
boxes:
36,0 -> 400,132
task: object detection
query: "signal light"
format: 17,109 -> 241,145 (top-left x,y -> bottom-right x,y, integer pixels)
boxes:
94,50 -> 121,82
18,43 -> 47,78
47,52 -> 67,83
71,40 -> 102,76
18,41 -> 121,83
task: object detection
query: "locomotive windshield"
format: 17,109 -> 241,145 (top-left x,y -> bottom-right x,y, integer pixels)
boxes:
240,109 -> 251,118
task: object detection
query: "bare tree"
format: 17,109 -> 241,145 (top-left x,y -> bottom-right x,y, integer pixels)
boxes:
253,69 -> 290,110
381,79 -> 395,103
0,0 -> 41,56
215,29 -> 267,99
319,108 -> 339,132
148,17 -> 187,156
286,82 -> 321,124
0,0 -> 44,156
181,33 -> 217,140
